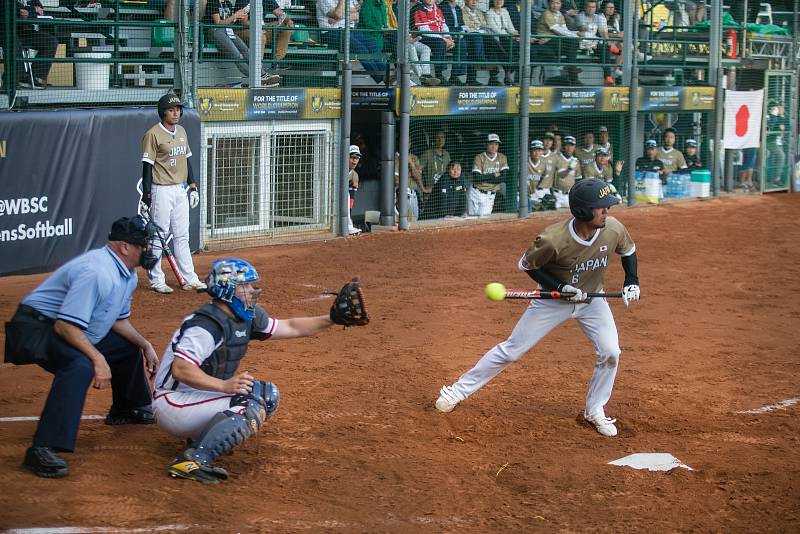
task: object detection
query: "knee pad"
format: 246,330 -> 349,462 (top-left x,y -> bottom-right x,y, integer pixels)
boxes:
251,380 -> 280,419
231,381 -> 280,433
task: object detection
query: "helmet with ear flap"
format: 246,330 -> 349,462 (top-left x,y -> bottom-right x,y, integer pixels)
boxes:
158,93 -> 184,120
569,178 -> 620,221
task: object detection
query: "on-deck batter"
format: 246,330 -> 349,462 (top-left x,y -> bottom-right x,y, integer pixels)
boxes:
434,178 -> 641,437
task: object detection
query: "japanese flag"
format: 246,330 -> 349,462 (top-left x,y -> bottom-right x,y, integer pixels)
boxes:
724,89 -> 763,149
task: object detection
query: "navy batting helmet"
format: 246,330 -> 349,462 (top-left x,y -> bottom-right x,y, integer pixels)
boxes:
569,179 -> 620,221
158,93 -> 183,120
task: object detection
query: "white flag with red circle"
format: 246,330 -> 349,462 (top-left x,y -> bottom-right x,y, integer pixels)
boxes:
724,89 -> 764,149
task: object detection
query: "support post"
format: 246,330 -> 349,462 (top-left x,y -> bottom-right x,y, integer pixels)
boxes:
626,2 -> 640,206
724,67 -> 736,192
710,0 -> 724,196
381,111 -> 397,225
518,0 -> 531,218
397,0 -> 410,230
338,0 -> 353,236
248,0 -> 264,89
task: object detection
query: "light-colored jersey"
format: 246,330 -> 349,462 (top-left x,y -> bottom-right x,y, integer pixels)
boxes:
142,123 -> 192,185
655,147 -> 687,174
472,151 -> 509,191
575,144 -> 597,171
598,141 -> 613,162
538,150 -> 557,189
554,152 -> 582,192
528,157 -> 548,193
154,305 -> 278,393
582,161 -> 612,182
519,216 -> 635,294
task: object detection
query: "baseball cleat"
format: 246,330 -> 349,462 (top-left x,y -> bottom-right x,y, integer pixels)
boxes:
584,414 -> 618,437
182,281 -> 208,291
22,446 -> 69,478
152,283 -> 174,294
435,385 -> 460,413
167,459 -> 227,484
105,406 -> 155,425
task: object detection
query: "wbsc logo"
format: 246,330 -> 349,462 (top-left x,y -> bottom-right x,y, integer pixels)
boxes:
0,196 -> 48,217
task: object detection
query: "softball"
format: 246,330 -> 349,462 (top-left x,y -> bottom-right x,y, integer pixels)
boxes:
484,282 -> 506,302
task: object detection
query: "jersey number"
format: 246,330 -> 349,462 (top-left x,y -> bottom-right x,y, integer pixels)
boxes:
169,158 -> 177,167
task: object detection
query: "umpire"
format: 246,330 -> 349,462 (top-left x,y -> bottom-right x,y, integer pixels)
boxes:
4,216 -> 161,478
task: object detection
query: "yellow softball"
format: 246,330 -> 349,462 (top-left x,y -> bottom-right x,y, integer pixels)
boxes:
484,282 -> 506,302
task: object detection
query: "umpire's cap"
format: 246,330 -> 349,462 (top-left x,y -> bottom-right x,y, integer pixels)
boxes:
108,215 -> 152,246
569,179 -> 619,220
158,93 -> 183,117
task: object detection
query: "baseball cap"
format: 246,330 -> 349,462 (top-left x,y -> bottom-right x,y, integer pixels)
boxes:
349,145 -> 362,157
645,139 -> 658,148
108,215 -> 152,246
685,139 -> 698,147
595,147 -> 609,156
563,135 -> 577,145
543,131 -> 555,139
487,133 -> 501,143
598,125 -> 608,133
530,139 -> 544,149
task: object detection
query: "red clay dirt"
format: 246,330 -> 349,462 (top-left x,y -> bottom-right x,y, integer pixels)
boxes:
1,194 -> 798,532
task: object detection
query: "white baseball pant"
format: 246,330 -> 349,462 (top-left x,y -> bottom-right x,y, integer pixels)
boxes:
449,297 -> 621,420
153,389 -> 245,439
148,183 -> 201,287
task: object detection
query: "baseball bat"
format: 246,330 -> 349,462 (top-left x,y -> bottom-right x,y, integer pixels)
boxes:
137,181 -> 186,287
505,289 -> 624,299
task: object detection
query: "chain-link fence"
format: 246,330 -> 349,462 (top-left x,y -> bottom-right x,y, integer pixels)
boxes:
762,70 -> 793,191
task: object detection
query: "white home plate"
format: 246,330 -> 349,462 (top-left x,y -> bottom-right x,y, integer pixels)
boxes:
609,453 -> 693,472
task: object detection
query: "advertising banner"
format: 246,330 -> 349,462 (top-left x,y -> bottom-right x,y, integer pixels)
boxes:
197,88 -> 342,120
449,88 -> 509,114
638,87 -> 715,111
0,108 -> 201,276
352,88 -> 395,110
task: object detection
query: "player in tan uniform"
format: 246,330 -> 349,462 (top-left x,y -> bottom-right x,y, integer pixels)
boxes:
575,131 -> 598,176
597,125 -> 613,164
435,179 -> 641,437
469,133 -> 509,216
656,127 -> 687,178
554,135 -> 582,192
538,132 -> 558,189
140,93 -> 206,294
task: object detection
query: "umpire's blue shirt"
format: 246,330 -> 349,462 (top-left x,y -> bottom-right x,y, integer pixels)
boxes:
22,246 -> 138,345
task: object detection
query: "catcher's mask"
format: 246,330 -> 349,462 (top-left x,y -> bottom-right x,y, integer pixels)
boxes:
206,258 -> 262,321
108,215 -> 159,270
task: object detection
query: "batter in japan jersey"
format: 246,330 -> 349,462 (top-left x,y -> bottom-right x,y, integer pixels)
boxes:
521,216 -> 635,293
141,123 -> 192,185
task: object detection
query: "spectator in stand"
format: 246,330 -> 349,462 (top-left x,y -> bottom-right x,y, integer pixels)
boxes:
485,0 -> 519,86
656,127 -> 687,179
636,139 -> 666,179
428,161 -> 469,218
554,134 -> 581,193
601,1 -> 624,82
14,0 -> 58,89
532,0 -> 549,21
413,0 -> 455,85
441,0 -> 467,85
575,131 -> 597,176
737,147 -> 757,192
358,0 -> 392,83
385,0 -> 440,86
460,0 -> 490,86
683,139 -> 704,171
576,0 -> 615,86
318,0 -> 385,84
533,0 -> 581,85
206,0 -> 282,87
235,1 -> 295,78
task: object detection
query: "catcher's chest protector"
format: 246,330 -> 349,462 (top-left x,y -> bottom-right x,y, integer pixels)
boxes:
194,304 -> 252,380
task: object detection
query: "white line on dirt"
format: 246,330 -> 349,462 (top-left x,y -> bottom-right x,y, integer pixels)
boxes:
6,525 -> 191,534
736,398 -> 799,414
0,415 -> 105,423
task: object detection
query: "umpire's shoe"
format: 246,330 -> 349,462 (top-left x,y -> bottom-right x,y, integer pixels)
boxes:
167,457 -> 228,484
23,446 -> 69,478
105,406 -> 156,426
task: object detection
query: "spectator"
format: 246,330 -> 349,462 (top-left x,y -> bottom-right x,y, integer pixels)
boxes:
485,0 -> 519,85
575,131 -> 597,175
576,0 -> 614,86
5,216 -> 160,478
469,133 -> 509,215
554,134 -> 581,193
532,0 -> 549,21
358,0 -> 388,69
533,0 -> 581,85
234,0 -> 295,74
766,101 -> 788,186
582,146 -> 624,184
737,147 -> 757,192
601,1 -> 624,81
317,0 -> 385,84
14,0 -> 57,89
683,139 -> 704,171
385,0 -> 439,86
347,145 -> 362,235
559,0 -> 580,30
635,139 -> 666,179
206,0 -> 281,87
420,130 -> 451,191
413,0 -> 455,85
395,150 -> 429,221
441,0 -> 467,84
460,0 -> 490,86
656,127 -> 687,178
597,125 -> 613,163
428,160 -> 469,218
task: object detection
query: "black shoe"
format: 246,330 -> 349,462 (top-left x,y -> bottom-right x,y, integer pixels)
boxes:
105,406 -> 155,425
23,446 -> 69,478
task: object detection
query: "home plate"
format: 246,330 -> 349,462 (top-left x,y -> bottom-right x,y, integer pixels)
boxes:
609,453 -> 693,472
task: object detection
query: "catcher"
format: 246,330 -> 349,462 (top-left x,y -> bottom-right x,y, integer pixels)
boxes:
152,258 -> 368,483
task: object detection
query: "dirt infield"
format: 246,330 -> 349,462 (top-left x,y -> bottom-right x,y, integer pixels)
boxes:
1,194 -> 799,532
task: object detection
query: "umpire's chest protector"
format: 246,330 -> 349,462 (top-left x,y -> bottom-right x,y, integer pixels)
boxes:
194,304 -> 252,380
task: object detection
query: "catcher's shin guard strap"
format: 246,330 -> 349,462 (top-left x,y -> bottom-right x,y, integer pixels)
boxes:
230,381 -> 280,432
187,410 -> 252,465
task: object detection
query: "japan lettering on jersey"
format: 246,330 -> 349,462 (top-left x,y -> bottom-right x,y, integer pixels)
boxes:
538,151 -> 556,189
575,145 -> 597,170
141,123 -> 192,186
528,157 -> 548,191
520,216 -> 635,294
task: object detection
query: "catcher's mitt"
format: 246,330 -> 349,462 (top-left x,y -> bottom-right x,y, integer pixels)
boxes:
329,277 -> 369,327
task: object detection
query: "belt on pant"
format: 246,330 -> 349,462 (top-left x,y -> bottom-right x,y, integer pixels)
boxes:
17,304 -> 54,323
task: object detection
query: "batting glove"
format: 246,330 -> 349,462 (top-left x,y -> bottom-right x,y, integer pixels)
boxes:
561,284 -> 587,302
138,200 -> 150,218
187,187 -> 200,209
622,284 -> 640,307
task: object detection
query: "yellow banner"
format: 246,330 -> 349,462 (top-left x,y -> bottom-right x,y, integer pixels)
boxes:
303,88 -> 342,119
681,87 -> 716,110
405,88 -> 450,116
196,89 -> 248,122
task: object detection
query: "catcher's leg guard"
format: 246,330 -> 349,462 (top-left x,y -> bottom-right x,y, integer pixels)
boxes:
251,380 -> 280,420
232,381 -> 280,434
182,410 -> 252,469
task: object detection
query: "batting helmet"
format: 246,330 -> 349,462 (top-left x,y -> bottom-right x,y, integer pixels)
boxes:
158,93 -> 183,120
569,179 -> 620,221
206,258 -> 261,321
